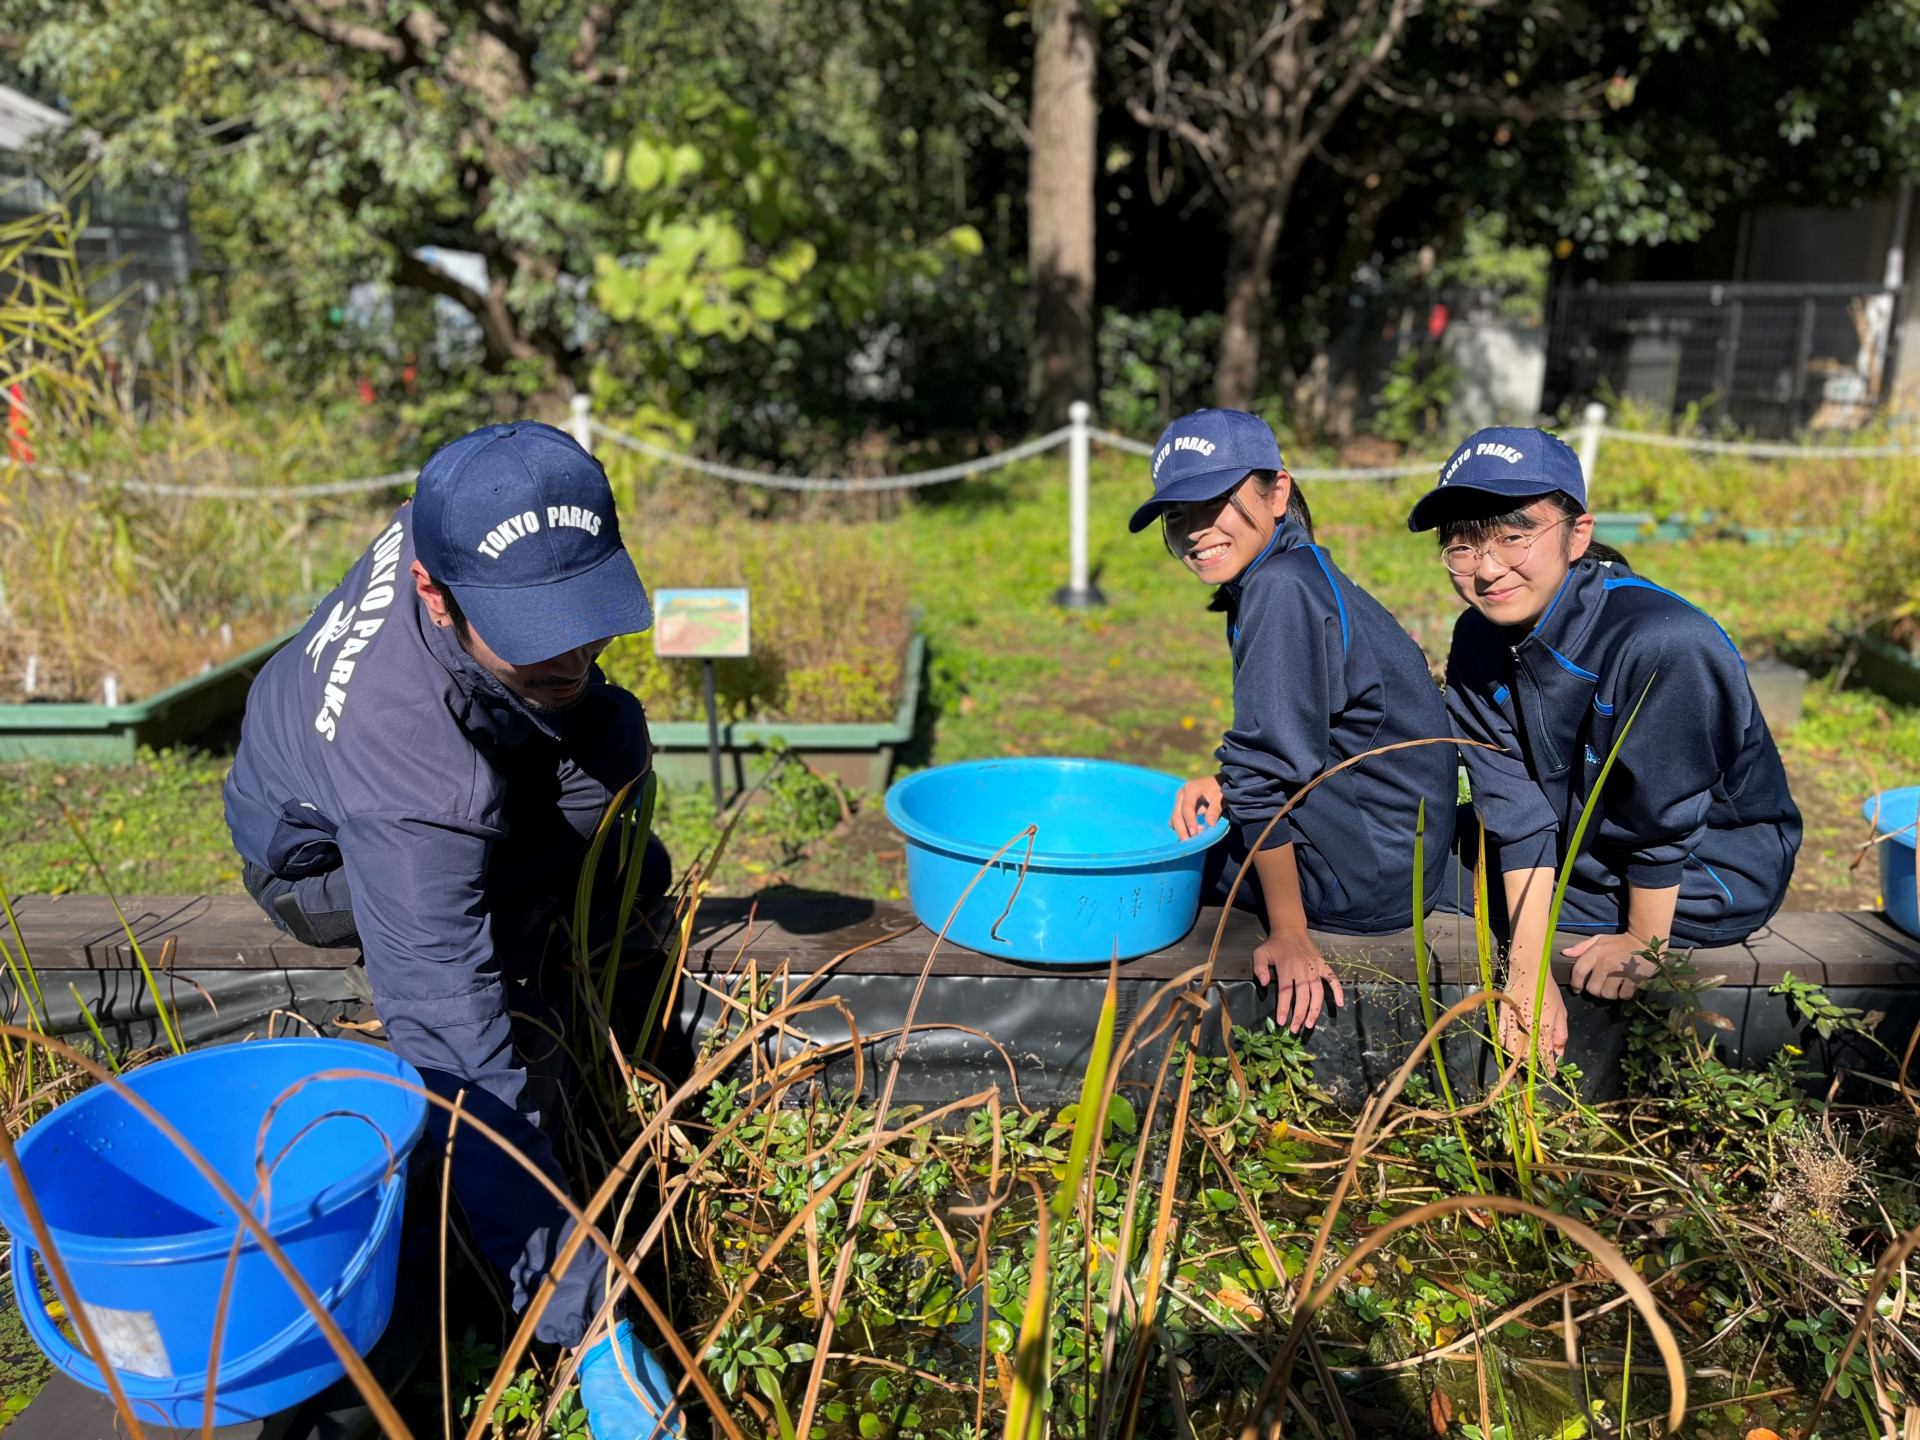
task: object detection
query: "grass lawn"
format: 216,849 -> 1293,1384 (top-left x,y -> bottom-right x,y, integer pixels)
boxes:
3,447 -> 1914,911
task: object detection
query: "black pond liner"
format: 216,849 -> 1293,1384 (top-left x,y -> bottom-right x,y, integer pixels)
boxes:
664,898 -> 1920,1111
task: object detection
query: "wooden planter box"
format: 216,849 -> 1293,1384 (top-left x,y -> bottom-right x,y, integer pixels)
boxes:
647,634 -> 925,795
0,629 -> 299,764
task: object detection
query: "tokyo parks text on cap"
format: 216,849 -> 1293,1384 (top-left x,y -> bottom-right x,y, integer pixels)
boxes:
1126,408 -> 1285,534
412,421 -> 653,665
1405,425 -> 1588,532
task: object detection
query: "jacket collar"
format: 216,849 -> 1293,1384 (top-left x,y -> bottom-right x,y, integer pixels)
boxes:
1513,555 -> 1628,680
1222,519 -> 1305,598
420,604 -> 569,743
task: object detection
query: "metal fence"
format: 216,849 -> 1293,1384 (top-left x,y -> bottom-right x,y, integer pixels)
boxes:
1543,281 -> 1900,436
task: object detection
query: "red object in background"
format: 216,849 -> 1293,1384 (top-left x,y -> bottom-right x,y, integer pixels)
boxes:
358,377 -> 377,404
7,383 -> 33,464
1427,303 -> 1450,339
401,364 -> 417,389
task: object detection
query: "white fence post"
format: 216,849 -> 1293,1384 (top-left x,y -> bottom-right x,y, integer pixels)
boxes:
1054,400 -> 1106,609
1577,401 -> 1606,496
568,393 -> 594,455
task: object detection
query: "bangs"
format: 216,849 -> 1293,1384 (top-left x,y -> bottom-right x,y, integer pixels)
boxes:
1435,491 -> 1580,546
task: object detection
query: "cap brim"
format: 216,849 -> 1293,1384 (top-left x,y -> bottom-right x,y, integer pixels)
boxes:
448,546 -> 653,665
1405,481 -> 1564,533
1126,464 -> 1259,533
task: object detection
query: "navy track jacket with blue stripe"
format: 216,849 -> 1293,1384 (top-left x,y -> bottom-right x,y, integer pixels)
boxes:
1445,555 -> 1800,944
1215,522 -> 1457,934
224,503 -> 651,1345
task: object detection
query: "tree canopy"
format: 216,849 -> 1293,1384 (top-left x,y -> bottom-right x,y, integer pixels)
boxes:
3,0 -> 1915,451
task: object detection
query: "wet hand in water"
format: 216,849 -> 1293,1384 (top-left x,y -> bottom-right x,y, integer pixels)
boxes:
1255,931 -> 1345,1033
1171,774 -> 1224,840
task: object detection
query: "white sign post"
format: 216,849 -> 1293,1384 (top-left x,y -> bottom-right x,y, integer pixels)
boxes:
654,588 -> 751,809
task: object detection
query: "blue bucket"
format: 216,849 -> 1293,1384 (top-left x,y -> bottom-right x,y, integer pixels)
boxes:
885,758 -> 1228,963
1864,787 -> 1920,939
0,1038 -> 427,1428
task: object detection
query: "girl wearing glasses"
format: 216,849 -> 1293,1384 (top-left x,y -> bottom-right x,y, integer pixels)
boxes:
1409,426 -> 1801,1064
1131,409 -> 1458,1033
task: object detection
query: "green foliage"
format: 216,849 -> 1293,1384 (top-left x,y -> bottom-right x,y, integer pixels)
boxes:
1095,309 -> 1223,435
1371,349 -> 1458,444
0,749 -> 242,895
1770,971 -> 1886,1044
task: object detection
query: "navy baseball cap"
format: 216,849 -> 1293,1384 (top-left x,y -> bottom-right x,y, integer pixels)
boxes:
412,422 -> 652,665
1126,409 -> 1285,533
1406,426 -> 1587,532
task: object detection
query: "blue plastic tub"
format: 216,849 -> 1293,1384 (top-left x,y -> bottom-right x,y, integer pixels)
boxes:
1864,787 -> 1920,939
885,758 -> 1229,963
0,1039 -> 427,1428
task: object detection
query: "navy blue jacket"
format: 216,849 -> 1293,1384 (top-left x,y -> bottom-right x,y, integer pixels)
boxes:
226,504 -> 650,1345
1216,523 -> 1457,933
1445,556 -> 1800,944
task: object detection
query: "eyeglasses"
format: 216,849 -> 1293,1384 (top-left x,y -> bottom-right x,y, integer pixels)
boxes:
1440,517 -> 1574,576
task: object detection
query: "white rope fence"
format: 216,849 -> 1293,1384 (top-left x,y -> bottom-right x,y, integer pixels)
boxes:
42,466 -> 421,500
11,396 -> 1916,505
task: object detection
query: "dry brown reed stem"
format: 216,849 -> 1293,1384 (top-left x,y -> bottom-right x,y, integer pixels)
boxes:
245,1057 -> 751,1440
0,1029 -> 402,1438
199,1106 -> 400,1439
1116,1011 -> 1204,1440
1792,1219 -> 1920,1440
439,1092 -> 466,1440
1239,989 -> 1689,1440
789,822 -> 1039,1440
1898,1019 -> 1920,1127
458,997 -> 869,1440
0,1092 -> 150,1436
1270,1196 -> 1687,1438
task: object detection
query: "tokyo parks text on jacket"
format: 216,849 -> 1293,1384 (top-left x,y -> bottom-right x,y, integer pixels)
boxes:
1215,520 -> 1458,932
224,503 -> 653,1347
1445,554 -> 1801,944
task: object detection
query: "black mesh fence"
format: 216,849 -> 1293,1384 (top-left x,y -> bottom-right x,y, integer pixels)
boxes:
1544,281 -> 1901,436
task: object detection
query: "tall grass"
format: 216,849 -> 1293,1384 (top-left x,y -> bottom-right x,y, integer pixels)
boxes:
2,742 -> 1917,1438
598,513 -> 914,725
0,179 -> 407,702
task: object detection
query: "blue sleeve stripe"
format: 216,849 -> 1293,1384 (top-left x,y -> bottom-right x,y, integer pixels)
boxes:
1544,644 -> 1599,682
1492,684 -> 1509,705
1305,545 -> 1350,655
1602,575 -> 1743,662
1593,697 -> 1614,716
1689,853 -> 1735,904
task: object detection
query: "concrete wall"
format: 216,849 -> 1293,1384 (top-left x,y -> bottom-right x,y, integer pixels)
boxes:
1444,319 -> 1546,429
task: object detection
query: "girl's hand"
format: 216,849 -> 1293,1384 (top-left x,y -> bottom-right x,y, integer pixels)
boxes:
1171,774 -> 1225,839
1254,930 -> 1345,1033
1497,967 -> 1568,1075
1564,932 -> 1659,1001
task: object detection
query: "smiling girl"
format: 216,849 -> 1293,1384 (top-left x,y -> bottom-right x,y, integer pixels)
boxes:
1409,427 -> 1802,1063
1131,409 -> 1458,1032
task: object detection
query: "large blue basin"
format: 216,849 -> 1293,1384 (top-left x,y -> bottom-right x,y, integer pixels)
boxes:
884,758 -> 1228,963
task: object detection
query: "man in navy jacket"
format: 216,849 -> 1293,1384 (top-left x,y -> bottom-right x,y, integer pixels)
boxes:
226,422 -> 681,1434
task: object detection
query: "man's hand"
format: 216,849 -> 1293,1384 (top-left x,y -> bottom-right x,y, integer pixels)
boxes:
1497,966 -> 1569,1075
1171,774 -> 1225,840
1255,929 -> 1345,1033
1564,932 -> 1661,1001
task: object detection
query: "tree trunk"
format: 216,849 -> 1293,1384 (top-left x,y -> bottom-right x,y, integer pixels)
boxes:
1027,0 -> 1098,427
1216,192 -> 1287,411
